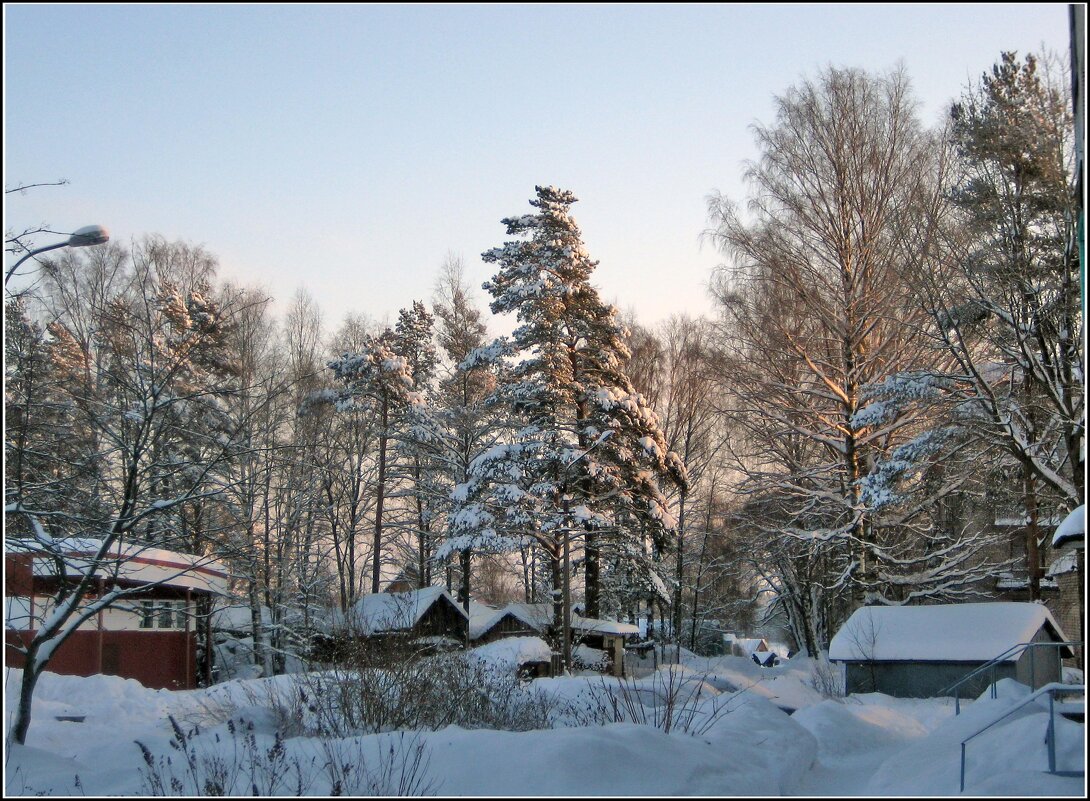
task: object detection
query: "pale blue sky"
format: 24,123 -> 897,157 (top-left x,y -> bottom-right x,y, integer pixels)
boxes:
4,4 -> 1073,333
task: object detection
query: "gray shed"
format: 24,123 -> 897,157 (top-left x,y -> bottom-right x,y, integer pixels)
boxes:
829,602 -> 1072,698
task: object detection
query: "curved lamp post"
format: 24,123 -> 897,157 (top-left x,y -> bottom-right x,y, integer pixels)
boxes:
5,224 -> 110,285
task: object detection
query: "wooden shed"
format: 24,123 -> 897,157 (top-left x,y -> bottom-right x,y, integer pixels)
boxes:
350,586 -> 468,642
829,602 -> 1073,698
4,539 -> 229,690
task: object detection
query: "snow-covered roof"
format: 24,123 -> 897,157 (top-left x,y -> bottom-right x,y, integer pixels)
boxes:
470,602 -> 553,641
829,603 -> 1069,663
753,650 -> 779,666
471,601 -> 640,640
1052,505 -> 1085,548
494,602 -> 552,632
467,601 -> 500,639
14,537 -> 229,595
347,586 -> 466,635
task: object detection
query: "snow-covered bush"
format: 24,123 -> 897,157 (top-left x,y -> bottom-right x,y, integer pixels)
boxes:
572,665 -> 739,736
293,644 -> 567,736
134,715 -> 435,796
805,653 -> 845,699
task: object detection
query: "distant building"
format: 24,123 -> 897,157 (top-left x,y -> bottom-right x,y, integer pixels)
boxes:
310,585 -> 469,663
4,540 -> 229,690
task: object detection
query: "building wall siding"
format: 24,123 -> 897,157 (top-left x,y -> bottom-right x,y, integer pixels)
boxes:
6,629 -> 196,689
844,660 -> 1018,698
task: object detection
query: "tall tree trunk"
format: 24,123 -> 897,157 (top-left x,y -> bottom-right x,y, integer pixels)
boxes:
459,549 -> 471,612
584,529 -> 599,619
672,487 -> 688,645
371,397 -> 389,595
549,550 -> 563,657
414,458 -> 428,588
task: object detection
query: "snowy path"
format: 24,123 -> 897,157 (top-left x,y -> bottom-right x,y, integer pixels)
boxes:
788,694 -> 957,796
788,690 -> 1085,797
789,745 -> 898,797
791,742 -> 906,795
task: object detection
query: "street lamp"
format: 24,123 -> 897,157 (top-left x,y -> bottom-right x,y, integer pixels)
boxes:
5,225 -> 110,285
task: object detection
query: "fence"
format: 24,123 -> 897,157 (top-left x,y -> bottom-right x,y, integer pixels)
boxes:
623,644 -> 679,679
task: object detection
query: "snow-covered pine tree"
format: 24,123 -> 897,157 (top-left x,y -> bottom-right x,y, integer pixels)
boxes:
328,332 -> 417,594
421,258 -> 502,609
453,186 -> 686,666
389,301 -> 442,588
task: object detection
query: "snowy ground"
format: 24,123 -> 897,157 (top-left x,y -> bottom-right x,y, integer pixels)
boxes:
4,648 -> 1084,796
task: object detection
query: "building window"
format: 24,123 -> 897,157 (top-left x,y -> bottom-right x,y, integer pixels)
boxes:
141,601 -> 186,630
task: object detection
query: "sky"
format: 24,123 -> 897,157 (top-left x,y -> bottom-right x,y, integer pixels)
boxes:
3,3 -> 1074,336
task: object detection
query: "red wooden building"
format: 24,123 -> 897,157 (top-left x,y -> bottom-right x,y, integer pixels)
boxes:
5,540 -> 229,690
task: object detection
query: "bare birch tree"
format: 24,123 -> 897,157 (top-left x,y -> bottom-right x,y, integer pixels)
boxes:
707,65 -> 1002,649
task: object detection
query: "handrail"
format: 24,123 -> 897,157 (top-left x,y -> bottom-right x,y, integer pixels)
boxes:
938,640 -> 1081,714
959,682 -> 1085,791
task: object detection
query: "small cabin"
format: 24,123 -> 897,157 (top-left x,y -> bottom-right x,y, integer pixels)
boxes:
352,586 -> 467,638
829,602 -> 1073,698
4,539 -> 229,690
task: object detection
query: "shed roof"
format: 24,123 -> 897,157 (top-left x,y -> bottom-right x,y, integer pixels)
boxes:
829,602 -> 1069,663
467,601 -> 500,639
347,586 -> 467,636
575,617 -> 639,637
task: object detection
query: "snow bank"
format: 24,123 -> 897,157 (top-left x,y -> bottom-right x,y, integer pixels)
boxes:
421,716 -> 812,796
6,667 -> 1080,797
866,681 -> 1085,796
792,694 -> 953,759
469,636 -> 552,671
6,666 -> 817,796
1052,505 -> 1085,547
679,652 -> 826,712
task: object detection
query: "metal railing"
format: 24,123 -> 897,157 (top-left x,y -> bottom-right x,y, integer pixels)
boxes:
959,681 -> 1085,791
937,640 -> 1081,714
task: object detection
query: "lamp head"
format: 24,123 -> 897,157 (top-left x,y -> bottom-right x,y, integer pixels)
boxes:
68,225 -> 109,248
